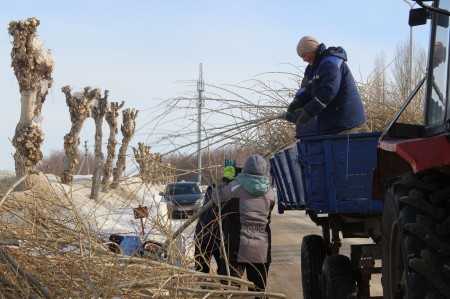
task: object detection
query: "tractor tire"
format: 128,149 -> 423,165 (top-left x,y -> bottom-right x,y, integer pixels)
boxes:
321,254 -> 356,299
381,171 -> 450,299
301,234 -> 326,299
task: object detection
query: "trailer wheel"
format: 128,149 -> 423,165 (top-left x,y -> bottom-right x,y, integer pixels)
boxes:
301,234 -> 326,299
381,171 -> 450,299
321,254 -> 356,298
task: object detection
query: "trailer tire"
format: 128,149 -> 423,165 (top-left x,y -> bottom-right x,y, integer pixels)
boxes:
321,254 -> 356,298
301,234 -> 326,299
381,171 -> 450,299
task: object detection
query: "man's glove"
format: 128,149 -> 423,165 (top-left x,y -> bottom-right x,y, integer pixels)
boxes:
288,88 -> 311,113
222,166 -> 236,181
295,108 -> 310,125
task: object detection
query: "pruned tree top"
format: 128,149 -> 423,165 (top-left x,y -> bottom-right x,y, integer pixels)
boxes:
9,18 -> 54,96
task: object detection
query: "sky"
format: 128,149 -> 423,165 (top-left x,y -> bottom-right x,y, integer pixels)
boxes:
0,0 -> 430,171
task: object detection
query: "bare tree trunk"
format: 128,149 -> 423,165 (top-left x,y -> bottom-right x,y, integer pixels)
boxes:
111,108 -> 139,188
89,90 -> 109,200
133,142 -> 153,184
101,101 -> 124,191
61,86 -> 99,185
9,18 -> 54,190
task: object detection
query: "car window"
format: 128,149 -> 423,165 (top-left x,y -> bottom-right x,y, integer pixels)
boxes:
165,184 -> 200,195
165,184 -> 176,195
186,185 -> 200,194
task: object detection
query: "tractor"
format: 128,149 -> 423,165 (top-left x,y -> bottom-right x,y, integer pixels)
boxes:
269,1 -> 450,298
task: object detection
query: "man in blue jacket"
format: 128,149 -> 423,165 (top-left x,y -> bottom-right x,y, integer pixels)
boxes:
292,36 -> 366,135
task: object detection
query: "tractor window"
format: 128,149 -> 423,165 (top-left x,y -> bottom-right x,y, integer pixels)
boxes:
428,0 -> 450,126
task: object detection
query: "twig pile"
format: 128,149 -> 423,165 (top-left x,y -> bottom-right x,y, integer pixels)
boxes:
0,173 -> 286,298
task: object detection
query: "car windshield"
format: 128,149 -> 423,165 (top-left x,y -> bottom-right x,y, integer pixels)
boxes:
166,184 -> 199,195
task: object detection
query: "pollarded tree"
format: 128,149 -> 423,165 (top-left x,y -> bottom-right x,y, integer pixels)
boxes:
133,142 -> 153,184
111,108 -> 139,188
132,145 -> 173,184
101,101 -> 124,191
9,18 -> 54,189
90,90 -> 109,200
61,86 -> 100,185
158,156 -> 177,185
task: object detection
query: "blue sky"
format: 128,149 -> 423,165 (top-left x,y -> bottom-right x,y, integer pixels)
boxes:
1,0 -> 429,171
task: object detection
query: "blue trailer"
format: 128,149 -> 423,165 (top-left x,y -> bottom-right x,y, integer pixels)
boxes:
270,132 -> 383,298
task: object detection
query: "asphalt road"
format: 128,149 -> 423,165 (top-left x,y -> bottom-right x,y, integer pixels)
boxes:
266,210 -> 383,298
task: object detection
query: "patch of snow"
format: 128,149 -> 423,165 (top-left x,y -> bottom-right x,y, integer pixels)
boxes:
1,170 -> 197,264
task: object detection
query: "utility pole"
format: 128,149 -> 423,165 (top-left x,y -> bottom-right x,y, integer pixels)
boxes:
197,63 -> 204,185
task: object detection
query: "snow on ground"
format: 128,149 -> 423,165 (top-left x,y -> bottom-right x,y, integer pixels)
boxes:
0,171 -> 198,263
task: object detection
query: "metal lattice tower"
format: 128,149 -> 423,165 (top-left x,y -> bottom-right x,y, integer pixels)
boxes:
197,63 -> 204,185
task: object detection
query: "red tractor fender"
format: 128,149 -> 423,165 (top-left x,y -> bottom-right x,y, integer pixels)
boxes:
373,133 -> 450,198
378,134 -> 450,173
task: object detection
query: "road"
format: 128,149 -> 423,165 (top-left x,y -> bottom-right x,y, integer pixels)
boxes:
266,210 -> 382,298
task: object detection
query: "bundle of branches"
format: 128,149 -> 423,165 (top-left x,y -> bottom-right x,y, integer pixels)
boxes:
140,69 -> 303,161
143,53 -> 427,163
0,173 -> 285,298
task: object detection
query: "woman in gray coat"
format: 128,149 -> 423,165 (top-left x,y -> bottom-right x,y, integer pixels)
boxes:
217,155 -> 275,296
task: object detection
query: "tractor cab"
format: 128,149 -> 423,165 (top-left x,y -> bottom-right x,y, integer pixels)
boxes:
388,0 -> 450,138
410,1 -> 450,135
376,2 -> 450,297
375,0 -> 450,194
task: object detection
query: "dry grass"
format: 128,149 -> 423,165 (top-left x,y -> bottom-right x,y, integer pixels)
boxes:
0,173 -> 286,298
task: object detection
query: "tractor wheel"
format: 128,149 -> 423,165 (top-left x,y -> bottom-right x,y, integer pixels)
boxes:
301,234 -> 326,299
381,171 -> 450,299
321,254 -> 356,298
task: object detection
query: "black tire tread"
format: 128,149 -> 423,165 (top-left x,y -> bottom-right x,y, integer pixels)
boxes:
381,171 -> 450,299
301,234 -> 326,299
321,254 -> 356,299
